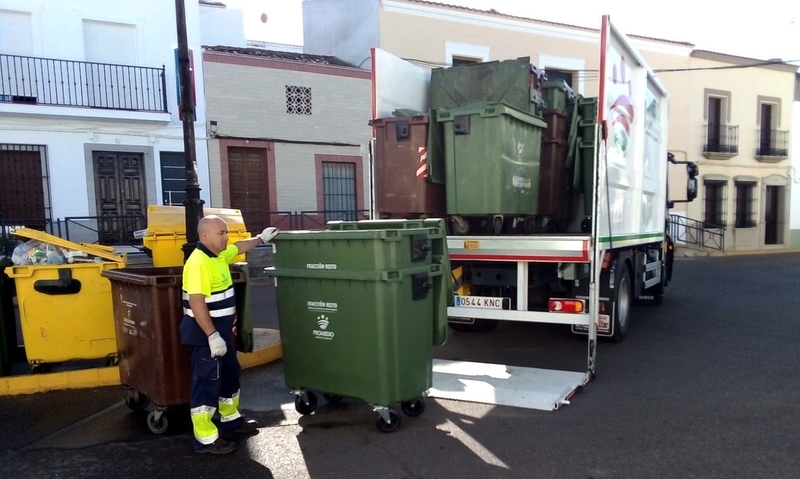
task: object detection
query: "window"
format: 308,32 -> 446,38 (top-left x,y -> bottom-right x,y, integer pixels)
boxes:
285,85 -> 312,115
445,41 -> 490,67
703,181 -> 726,227
451,56 -> 480,67
322,162 -> 356,222
0,11 -> 33,55
83,20 -> 137,65
159,152 -> 186,206
734,182 -> 757,228
0,144 -> 51,228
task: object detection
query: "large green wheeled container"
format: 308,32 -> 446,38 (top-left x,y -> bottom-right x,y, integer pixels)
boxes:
438,101 -> 548,235
264,220 -> 451,433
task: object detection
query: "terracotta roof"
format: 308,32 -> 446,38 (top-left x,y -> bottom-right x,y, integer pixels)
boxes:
202,45 -> 360,68
400,0 -> 695,47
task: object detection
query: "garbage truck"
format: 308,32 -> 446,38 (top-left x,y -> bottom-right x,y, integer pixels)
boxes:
368,15 -> 698,364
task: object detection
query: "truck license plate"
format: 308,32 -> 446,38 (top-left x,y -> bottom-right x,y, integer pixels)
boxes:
455,295 -> 507,309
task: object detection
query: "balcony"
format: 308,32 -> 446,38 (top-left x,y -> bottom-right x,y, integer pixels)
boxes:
0,54 -> 168,116
755,129 -> 789,162
702,124 -> 739,160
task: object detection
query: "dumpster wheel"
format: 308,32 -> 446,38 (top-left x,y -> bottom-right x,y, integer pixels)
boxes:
375,408 -> 401,433
294,391 -> 318,415
125,391 -> 151,412
401,397 -> 426,417
323,393 -> 343,403
147,410 -> 169,435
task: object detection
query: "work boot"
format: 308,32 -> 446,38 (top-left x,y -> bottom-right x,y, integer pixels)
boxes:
195,438 -> 237,455
221,418 -> 260,439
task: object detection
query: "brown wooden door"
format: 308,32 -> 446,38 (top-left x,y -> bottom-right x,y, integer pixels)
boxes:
0,147 -> 46,226
227,146 -> 269,231
93,151 -> 146,244
764,185 -> 780,245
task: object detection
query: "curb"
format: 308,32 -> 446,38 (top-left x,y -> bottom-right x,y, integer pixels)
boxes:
0,342 -> 283,397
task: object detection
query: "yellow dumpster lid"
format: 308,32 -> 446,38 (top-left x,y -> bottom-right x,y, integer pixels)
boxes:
10,227 -> 126,263
145,205 -> 249,236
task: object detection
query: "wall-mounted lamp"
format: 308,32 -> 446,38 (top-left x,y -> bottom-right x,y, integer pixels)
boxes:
209,120 -> 218,135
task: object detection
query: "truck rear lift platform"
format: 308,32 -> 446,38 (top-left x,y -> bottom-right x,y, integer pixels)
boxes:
430,360 -> 589,411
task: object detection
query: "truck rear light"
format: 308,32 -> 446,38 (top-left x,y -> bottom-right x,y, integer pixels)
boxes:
548,299 -> 585,313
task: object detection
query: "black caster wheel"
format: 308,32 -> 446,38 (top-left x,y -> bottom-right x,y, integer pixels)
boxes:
147,411 -> 169,435
31,363 -> 53,374
401,397 -> 426,417
323,393 -> 343,403
376,409 -> 401,433
105,357 -> 119,367
295,391 -> 318,415
125,392 -> 150,411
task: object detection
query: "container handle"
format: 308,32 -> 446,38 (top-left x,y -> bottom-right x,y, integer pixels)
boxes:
34,268 -> 82,295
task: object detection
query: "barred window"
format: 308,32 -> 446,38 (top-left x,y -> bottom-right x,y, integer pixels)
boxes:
285,85 -> 312,115
703,180 -> 726,228
734,182 -> 757,228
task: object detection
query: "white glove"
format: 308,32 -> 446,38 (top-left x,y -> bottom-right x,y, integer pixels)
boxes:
258,227 -> 280,244
208,331 -> 227,358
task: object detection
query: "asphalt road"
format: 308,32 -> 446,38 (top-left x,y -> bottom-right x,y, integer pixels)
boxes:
1,253 -> 799,478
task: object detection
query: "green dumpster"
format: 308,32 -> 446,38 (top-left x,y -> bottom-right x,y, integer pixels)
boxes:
265,220 -> 450,433
541,79 -> 575,113
438,102 -> 548,219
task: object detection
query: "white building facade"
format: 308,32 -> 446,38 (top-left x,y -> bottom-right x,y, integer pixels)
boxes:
0,0 -> 210,244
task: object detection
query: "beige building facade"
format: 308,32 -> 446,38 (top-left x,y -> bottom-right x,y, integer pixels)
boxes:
201,47 -> 372,232
304,0 -> 797,252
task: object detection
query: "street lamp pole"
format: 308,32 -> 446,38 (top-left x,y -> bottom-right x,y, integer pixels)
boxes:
175,0 -> 204,261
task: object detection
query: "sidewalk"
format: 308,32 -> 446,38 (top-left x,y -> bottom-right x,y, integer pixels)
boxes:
0,328 -> 282,396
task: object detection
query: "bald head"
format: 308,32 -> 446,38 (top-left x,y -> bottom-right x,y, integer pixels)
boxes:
198,215 -> 226,234
198,215 -> 229,254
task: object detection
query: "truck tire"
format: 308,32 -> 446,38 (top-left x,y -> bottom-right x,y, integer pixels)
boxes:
609,265 -> 632,343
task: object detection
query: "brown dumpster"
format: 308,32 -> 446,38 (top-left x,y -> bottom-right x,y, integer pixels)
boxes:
101,266 -> 245,435
538,109 -> 569,220
370,115 -> 446,219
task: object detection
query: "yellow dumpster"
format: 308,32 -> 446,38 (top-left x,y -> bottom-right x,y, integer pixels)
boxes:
4,228 -> 127,371
141,205 -> 251,267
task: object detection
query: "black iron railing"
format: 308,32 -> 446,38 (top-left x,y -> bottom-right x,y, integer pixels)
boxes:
756,129 -> 789,157
668,214 -> 725,251
64,215 -> 147,246
0,218 -> 60,255
0,210 -> 373,252
0,54 -> 168,113
704,124 -> 739,154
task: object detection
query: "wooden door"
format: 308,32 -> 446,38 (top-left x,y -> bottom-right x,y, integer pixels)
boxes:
227,146 -> 269,232
93,151 -> 146,244
764,185 -> 779,245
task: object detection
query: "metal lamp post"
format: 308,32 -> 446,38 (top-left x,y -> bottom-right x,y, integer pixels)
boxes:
175,0 -> 204,261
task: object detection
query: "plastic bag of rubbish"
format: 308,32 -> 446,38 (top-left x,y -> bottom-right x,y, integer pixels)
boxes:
11,240 -> 42,265
45,244 -> 66,265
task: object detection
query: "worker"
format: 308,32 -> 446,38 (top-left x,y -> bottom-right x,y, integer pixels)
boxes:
180,215 -> 279,454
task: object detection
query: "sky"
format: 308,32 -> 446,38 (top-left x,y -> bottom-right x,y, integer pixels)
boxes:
222,0 -> 800,63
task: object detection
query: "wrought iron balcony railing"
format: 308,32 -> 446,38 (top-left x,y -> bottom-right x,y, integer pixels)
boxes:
703,124 -> 738,157
756,129 -> 789,158
0,54 -> 168,113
